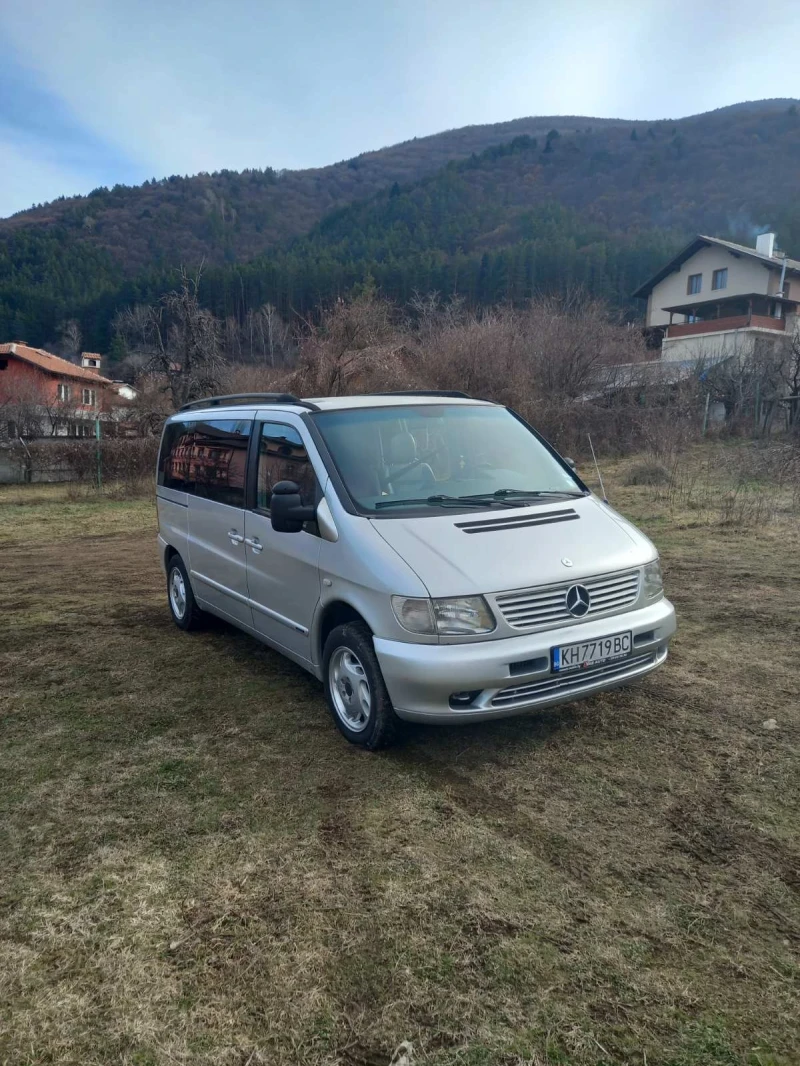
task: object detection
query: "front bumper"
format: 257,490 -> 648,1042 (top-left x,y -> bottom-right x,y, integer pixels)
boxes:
374,597 -> 676,723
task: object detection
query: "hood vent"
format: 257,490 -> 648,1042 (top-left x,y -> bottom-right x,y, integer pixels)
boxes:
455,507 -> 579,535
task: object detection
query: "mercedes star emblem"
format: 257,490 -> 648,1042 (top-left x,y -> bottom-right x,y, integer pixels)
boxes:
565,584 -> 591,617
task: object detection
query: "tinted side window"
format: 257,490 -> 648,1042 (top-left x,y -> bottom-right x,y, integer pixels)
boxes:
158,419 -> 251,506
257,422 -> 317,510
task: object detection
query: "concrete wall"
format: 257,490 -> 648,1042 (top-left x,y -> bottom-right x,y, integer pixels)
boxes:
648,245 -> 780,327
0,443 -> 80,484
0,448 -> 25,484
661,328 -> 760,364
661,308 -> 800,366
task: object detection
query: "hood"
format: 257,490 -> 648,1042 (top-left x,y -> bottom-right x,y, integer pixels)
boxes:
371,496 -> 655,598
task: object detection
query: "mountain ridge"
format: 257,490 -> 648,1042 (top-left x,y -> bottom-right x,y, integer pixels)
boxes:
4,97 -> 797,228
2,98 -> 800,354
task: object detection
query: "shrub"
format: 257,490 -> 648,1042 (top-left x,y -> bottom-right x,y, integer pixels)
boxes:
23,437 -> 160,496
624,460 -> 671,486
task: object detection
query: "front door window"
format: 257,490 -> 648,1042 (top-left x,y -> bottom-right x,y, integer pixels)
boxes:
256,421 -> 318,514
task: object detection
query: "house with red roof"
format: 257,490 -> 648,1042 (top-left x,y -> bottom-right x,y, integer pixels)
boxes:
0,342 -> 132,439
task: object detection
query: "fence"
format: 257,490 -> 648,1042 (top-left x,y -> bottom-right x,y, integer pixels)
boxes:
0,437 -> 160,490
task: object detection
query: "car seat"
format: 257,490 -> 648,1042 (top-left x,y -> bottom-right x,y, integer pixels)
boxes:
386,432 -> 436,495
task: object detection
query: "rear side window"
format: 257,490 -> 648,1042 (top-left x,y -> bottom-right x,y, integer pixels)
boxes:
158,419 -> 251,507
256,422 -> 317,510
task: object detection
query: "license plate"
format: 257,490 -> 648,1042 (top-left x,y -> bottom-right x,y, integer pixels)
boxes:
552,631 -> 632,673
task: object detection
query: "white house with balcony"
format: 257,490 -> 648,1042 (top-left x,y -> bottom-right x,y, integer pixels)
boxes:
633,232 -> 800,362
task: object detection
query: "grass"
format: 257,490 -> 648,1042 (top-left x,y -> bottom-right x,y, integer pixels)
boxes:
1,451 -> 798,1066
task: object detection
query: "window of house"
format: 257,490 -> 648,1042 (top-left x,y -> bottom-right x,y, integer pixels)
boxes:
712,268 -> 728,291
158,419 -> 251,507
57,383 -> 71,402
256,422 -> 318,512
7,421 -> 17,438
687,273 -> 702,295
81,387 -> 96,406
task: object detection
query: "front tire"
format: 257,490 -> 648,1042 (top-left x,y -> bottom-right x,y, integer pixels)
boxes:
166,554 -> 205,631
323,622 -> 402,749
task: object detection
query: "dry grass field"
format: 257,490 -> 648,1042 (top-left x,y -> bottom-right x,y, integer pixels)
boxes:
1,448 -> 798,1066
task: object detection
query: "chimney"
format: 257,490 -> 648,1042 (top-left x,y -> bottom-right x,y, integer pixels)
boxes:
80,352 -> 102,372
756,232 -> 776,257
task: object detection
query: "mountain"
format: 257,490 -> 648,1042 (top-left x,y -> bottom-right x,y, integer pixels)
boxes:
2,99 -> 799,355
0,114 -> 639,269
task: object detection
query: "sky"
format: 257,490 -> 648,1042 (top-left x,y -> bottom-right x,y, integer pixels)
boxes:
1,0 -> 798,218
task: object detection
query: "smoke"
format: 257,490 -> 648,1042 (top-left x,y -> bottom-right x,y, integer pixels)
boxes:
726,210 -> 774,244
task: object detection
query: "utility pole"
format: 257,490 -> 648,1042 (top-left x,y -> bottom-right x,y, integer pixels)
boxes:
95,417 -> 102,491
702,392 -> 711,437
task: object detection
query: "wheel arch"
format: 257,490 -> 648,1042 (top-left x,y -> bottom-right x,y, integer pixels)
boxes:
164,543 -> 181,571
316,600 -> 369,664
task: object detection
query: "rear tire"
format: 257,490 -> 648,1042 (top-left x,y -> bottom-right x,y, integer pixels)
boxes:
166,554 -> 205,631
323,622 -> 402,750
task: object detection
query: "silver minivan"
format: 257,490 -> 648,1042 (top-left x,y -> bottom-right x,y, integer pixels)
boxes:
156,391 -> 675,748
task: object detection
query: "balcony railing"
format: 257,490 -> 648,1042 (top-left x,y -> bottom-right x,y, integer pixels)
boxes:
666,314 -> 785,339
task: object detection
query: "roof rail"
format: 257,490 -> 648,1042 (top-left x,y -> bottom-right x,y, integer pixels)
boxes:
380,390 -> 472,399
178,392 -> 320,413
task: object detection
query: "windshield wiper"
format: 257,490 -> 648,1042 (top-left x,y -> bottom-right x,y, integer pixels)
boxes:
463,488 -> 589,500
375,494 -> 501,510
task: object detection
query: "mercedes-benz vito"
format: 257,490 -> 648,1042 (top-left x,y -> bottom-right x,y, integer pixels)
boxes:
156,391 -> 675,748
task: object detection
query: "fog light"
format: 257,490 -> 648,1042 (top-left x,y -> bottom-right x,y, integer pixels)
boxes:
449,690 -> 481,708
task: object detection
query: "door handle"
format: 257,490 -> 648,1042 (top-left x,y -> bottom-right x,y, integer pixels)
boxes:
228,530 -> 244,544
244,536 -> 263,554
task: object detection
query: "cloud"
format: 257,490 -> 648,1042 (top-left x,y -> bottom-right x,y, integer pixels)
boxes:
0,0 -> 798,217
0,47 -> 142,214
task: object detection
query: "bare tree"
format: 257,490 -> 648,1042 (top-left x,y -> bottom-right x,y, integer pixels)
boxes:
127,372 -> 174,435
58,319 -> 82,360
289,293 -> 407,396
38,390 -> 82,436
778,329 -> 800,430
114,268 -> 227,410
240,303 -> 291,365
0,376 -> 51,438
223,316 -> 242,361
702,336 -> 784,431
262,302 -> 289,366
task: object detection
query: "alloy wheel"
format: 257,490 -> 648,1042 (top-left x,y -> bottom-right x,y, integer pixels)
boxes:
329,647 -> 372,732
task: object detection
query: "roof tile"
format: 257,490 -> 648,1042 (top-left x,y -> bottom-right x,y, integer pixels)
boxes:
0,343 -> 114,384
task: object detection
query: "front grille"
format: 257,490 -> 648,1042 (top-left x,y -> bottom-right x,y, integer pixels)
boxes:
495,569 -> 640,631
491,651 -> 657,708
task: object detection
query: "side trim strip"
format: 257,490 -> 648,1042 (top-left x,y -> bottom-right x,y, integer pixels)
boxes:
250,599 -> 309,634
191,570 -> 250,604
190,570 -> 309,634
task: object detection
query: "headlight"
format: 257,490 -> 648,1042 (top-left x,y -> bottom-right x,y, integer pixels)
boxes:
392,595 -> 496,636
643,559 -> 663,601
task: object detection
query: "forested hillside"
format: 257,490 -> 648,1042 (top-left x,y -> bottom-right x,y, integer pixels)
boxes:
2,99 -> 799,356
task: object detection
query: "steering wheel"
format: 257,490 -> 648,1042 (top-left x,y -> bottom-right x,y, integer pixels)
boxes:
383,444 -> 444,488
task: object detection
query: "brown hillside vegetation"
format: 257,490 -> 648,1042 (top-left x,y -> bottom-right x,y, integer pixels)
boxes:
2,99 -> 799,273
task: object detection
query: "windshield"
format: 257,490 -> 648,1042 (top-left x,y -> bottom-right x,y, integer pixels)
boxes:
312,404 -> 582,514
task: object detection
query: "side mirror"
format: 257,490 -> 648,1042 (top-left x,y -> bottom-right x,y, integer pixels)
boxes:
270,480 -> 316,533
564,457 -> 577,471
